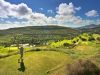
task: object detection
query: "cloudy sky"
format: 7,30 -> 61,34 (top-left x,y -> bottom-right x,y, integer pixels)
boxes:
0,0 -> 100,29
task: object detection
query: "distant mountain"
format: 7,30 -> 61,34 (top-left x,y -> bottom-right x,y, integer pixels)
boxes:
77,24 -> 100,34
0,25 -> 78,42
0,25 -> 78,35
77,24 -> 99,29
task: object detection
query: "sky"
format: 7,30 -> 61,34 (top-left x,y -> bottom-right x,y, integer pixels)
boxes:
0,0 -> 100,29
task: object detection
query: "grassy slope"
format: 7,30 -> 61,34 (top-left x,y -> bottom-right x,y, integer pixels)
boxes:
49,56 -> 100,75
0,51 -> 72,75
49,44 -> 100,75
0,43 -> 100,75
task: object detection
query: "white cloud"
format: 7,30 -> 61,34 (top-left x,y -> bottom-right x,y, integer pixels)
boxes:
0,0 -> 100,29
57,2 -> 81,15
47,10 -> 53,13
0,20 -> 34,30
40,8 -> 43,11
0,0 -> 32,18
75,7 -> 81,11
30,13 -> 47,20
0,1 -> 84,29
55,2 -> 82,25
85,10 -> 99,17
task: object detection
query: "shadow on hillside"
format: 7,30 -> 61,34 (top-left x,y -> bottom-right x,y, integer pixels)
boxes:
18,59 -> 25,72
66,59 -> 100,75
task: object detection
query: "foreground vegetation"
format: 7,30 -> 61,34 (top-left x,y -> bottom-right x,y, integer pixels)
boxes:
0,51 -> 72,75
0,43 -> 100,75
0,32 -> 100,75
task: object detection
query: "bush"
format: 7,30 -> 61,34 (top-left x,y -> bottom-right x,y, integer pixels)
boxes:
66,59 -> 100,75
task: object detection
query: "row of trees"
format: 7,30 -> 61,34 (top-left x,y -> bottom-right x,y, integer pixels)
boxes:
0,34 -> 60,47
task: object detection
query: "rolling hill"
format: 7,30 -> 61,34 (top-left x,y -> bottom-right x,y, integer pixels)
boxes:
0,25 -> 78,35
0,25 -> 99,44
78,24 -> 98,29
77,24 -> 100,34
0,25 -> 78,43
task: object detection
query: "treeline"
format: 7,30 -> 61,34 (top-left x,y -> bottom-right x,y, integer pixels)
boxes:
50,33 -> 100,48
0,33 -> 78,47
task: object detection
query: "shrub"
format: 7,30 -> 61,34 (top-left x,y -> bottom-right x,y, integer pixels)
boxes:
66,59 -> 100,75
93,34 -> 100,41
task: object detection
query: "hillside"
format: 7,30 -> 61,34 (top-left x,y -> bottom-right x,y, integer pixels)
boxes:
0,25 -> 78,43
78,24 -> 98,29
77,24 -> 100,34
0,25 -> 99,44
0,25 -> 78,35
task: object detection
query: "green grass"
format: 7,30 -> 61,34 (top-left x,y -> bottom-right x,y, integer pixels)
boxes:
0,51 -> 72,75
0,46 -> 33,55
0,42 -> 100,75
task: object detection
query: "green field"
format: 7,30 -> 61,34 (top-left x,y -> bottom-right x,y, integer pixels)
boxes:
0,42 -> 100,75
0,51 -> 72,75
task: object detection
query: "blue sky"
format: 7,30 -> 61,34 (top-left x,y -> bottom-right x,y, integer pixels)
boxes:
0,0 -> 100,29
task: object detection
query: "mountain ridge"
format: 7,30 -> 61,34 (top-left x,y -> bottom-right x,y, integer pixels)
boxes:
0,25 -> 78,42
